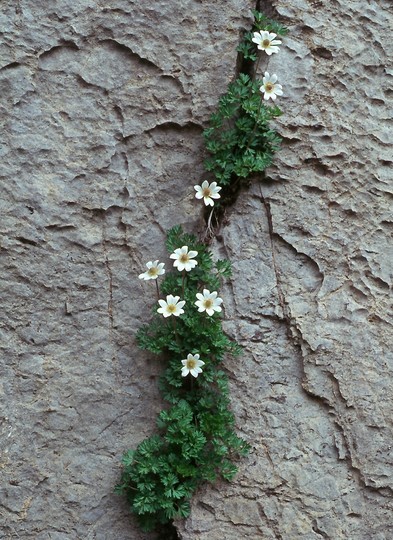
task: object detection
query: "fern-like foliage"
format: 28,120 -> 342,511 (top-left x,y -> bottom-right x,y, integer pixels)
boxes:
204,11 -> 288,189
116,227 -> 249,531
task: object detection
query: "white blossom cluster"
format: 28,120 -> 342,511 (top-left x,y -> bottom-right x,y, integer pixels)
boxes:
138,197 -> 223,378
252,30 -> 284,101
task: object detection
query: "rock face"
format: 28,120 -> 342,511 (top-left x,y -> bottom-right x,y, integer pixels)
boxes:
1,1 -> 392,539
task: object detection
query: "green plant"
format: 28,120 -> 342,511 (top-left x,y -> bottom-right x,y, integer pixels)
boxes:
204,11 -> 288,190
115,226 -> 248,531
117,10 -> 288,534
203,73 -> 282,186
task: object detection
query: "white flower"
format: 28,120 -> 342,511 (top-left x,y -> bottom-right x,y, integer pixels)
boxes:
260,72 -> 283,101
251,31 -> 281,55
170,245 -> 198,272
138,260 -> 165,280
181,353 -> 205,378
157,294 -> 186,318
194,180 -> 222,206
195,289 -> 223,316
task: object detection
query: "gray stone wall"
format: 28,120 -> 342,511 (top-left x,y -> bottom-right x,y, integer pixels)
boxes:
1,1 -> 392,539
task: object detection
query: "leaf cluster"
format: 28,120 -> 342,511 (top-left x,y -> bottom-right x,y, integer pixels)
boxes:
203,10 -> 286,190
116,226 -> 248,531
204,73 -> 282,187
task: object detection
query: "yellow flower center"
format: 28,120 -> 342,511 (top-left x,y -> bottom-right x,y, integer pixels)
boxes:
180,253 -> 189,263
202,187 -> 212,198
262,39 -> 271,48
167,304 -> 176,313
187,359 -> 197,369
204,299 -> 213,309
265,82 -> 274,92
148,267 -> 158,276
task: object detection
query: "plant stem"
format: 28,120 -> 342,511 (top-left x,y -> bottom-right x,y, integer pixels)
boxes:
253,52 -> 262,81
155,279 -> 160,300
172,317 -> 181,348
181,269 -> 186,298
244,97 -> 263,153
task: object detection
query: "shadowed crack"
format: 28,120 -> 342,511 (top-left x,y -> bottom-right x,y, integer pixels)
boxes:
98,38 -> 162,73
0,61 -> 22,71
157,522 -> 180,540
103,249 -> 114,330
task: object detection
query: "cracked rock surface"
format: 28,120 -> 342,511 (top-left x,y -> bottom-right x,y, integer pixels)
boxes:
1,0 -> 392,539
178,0 -> 393,539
